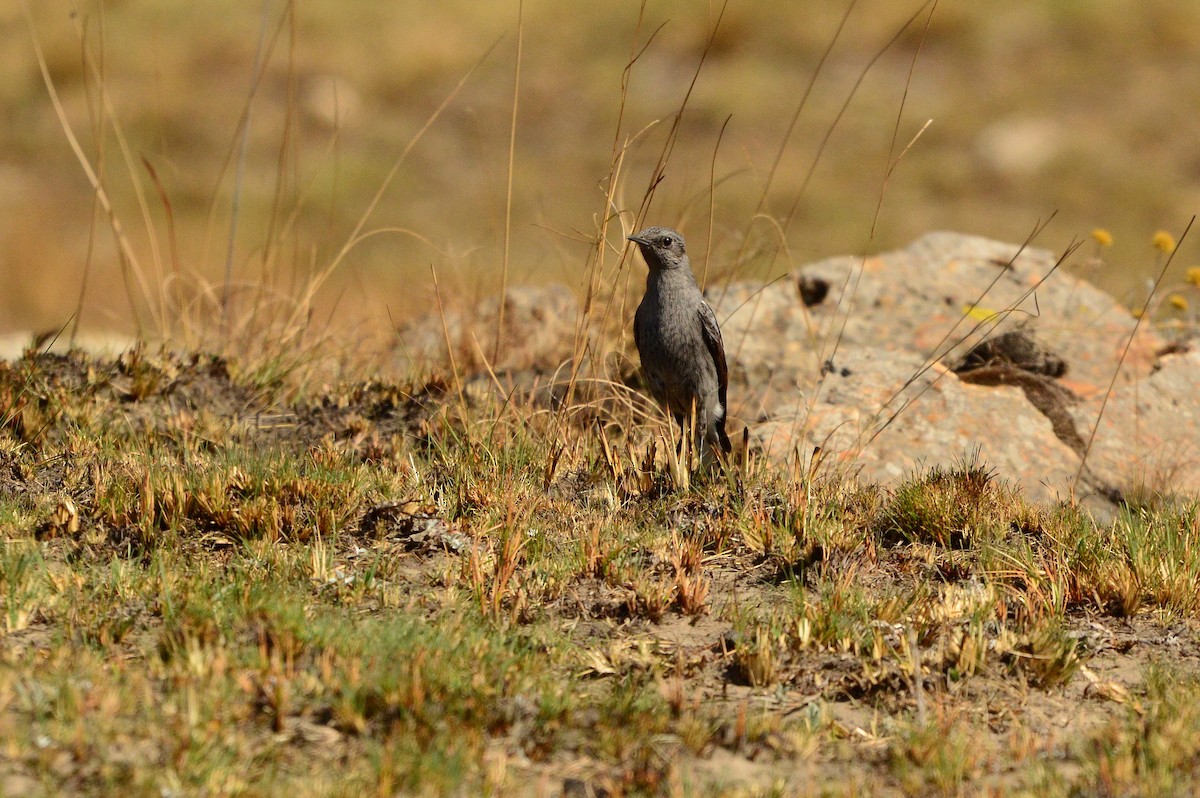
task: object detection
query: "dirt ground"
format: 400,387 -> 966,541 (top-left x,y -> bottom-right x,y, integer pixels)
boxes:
2,349 -> 1199,796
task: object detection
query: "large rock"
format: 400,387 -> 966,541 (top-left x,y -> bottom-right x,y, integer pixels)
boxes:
710,232 -> 1188,505
748,347 -> 1083,505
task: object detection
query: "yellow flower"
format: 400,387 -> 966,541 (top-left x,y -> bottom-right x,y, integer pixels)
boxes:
1152,230 -> 1176,253
1168,293 -> 1189,312
961,303 -> 998,323
1186,267 -> 1200,287
1091,228 -> 1113,247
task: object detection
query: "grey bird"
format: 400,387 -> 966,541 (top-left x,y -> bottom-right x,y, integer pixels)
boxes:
628,226 -> 732,458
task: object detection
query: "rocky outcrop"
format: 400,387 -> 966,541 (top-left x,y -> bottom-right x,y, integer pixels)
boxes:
713,232 -> 1190,506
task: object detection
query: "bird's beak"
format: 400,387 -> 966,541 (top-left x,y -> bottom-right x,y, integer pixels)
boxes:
627,235 -> 649,246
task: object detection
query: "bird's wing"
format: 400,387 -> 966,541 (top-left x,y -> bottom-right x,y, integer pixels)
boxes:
698,300 -> 728,409
633,303 -> 644,356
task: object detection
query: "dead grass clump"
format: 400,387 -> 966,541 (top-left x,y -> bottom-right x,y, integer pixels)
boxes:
996,626 -> 1084,689
729,626 -> 779,688
877,457 -> 1026,549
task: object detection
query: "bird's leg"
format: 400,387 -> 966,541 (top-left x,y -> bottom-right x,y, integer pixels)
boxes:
673,414 -> 687,456
686,401 -> 704,471
673,412 -> 700,471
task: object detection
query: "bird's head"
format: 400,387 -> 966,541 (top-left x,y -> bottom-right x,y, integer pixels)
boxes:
628,226 -> 688,272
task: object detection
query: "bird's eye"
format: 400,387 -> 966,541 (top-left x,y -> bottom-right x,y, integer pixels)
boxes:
660,236 -> 674,248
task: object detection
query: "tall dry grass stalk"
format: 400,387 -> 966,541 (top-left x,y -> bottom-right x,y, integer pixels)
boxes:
25,1 -> 155,338
221,0 -> 275,329
493,0 -> 524,365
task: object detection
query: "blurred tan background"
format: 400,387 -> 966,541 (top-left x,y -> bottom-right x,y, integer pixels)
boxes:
2,1 -> 1199,347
